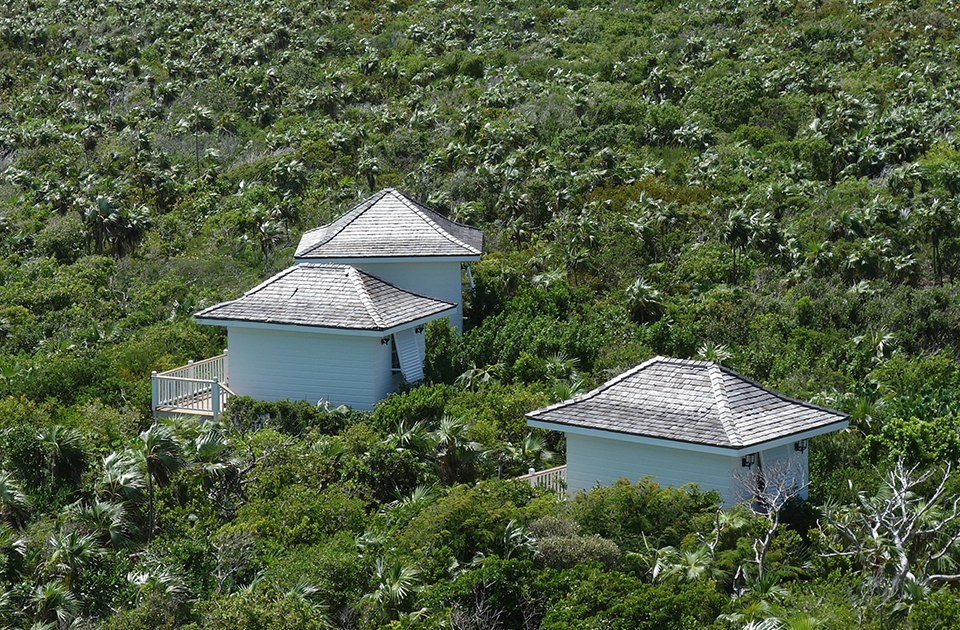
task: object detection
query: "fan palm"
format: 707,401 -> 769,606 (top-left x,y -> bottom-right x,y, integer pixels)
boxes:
72,500 -> 133,548
549,377 -> 588,403
97,451 -> 147,504
0,522 -> 27,582
134,424 -> 185,541
362,557 -> 420,616
36,425 -> 85,481
30,581 -> 79,627
430,415 -> 482,484
724,209 -> 750,283
506,433 -> 555,472
625,277 -> 663,323
654,544 -> 727,583
0,470 -> 30,526
46,530 -> 103,589
697,341 -> 733,365
128,564 -> 191,605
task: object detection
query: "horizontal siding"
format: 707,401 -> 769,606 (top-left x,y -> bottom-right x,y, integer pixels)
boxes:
355,261 -> 463,330
228,327 -> 384,410
566,433 -> 737,503
373,335 -> 395,401
566,434 -> 812,505
758,444 -> 809,501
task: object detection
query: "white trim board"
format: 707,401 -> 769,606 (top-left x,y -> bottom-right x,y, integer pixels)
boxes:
195,308 -> 455,337
294,255 -> 480,264
527,418 -> 850,457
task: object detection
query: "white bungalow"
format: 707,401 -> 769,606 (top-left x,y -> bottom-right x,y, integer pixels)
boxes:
525,356 -> 848,505
294,189 -> 482,331
152,264 -> 455,417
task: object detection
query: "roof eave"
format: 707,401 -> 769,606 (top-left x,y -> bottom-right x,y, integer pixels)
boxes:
195,305 -> 456,337
293,254 -> 481,264
526,417 -> 849,457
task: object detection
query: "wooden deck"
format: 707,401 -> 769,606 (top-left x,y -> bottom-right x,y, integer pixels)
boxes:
152,353 -> 234,420
155,386 -> 233,418
516,465 -> 567,494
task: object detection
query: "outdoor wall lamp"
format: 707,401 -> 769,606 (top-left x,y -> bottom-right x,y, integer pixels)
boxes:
741,453 -> 756,468
794,439 -> 808,453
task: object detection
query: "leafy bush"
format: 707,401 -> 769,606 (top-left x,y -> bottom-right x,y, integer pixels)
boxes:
417,558 -> 537,629
537,570 -> 725,630
225,396 -> 351,436
232,484 -> 369,550
395,480 -> 537,561
861,416 -> 960,468
537,534 -> 621,571
566,478 -> 721,550
371,384 -> 456,433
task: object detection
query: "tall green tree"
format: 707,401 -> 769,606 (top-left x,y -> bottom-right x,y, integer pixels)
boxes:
134,425 -> 184,541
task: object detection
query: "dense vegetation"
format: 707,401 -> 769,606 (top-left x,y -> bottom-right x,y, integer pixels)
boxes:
4,0 -> 960,626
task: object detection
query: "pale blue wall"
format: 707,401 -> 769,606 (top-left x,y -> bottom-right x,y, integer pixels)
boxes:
352,261 -> 465,331
564,433 -> 810,505
227,326 -> 394,410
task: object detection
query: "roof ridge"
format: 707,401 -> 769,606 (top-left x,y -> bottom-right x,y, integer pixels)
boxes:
351,264 -> 459,307
527,355 -> 665,417
193,266 -> 302,319
346,266 -> 386,329
712,362 -> 848,419
304,190 -> 389,255
244,265 -> 301,297
389,190 -> 480,254
708,364 -> 742,447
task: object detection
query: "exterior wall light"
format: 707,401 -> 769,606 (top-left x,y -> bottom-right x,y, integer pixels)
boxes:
741,453 -> 756,468
794,439 -> 808,453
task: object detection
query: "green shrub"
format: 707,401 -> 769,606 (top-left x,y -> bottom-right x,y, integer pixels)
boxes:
566,478 -> 721,550
233,484 -> 369,549
193,585 -> 329,630
225,396 -> 351,436
265,533 -> 371,614
371,384 -> 456,433
417,557 -> 537,629
537,534 -> 621,571
537,570 -> 725,630
395,480 -> 537,561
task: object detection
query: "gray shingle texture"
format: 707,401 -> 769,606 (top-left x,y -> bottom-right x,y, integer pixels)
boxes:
295,189 -> 483,259
527,356 -> 848,448
195,264 -> 456,331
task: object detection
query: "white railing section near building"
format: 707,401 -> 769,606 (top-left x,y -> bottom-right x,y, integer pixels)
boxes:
516,465 -> 567,494
151,352 -> 233,420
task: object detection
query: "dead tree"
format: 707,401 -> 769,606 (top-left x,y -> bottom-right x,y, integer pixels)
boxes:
818,460 -> 960,603
732,457 -> 809,584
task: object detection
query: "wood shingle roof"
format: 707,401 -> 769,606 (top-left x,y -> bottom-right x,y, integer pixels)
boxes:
527,356 -> 848,449
194,264 -> 456,331
295,189 -> 483,260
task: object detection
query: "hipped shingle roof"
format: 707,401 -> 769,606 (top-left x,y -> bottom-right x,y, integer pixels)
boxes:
195,264 -> 455,331
527,356 -> 847,449
295,189 -> 482,260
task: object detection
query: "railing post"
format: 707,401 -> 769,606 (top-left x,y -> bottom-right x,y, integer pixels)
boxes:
212,378 -> 221,421
151,371 -> 159,418
223,349 -> 229,385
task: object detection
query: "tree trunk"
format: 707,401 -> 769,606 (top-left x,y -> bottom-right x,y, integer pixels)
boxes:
147,470 -> 155,542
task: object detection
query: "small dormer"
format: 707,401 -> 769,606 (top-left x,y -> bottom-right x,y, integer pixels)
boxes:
294,189 -> 482,330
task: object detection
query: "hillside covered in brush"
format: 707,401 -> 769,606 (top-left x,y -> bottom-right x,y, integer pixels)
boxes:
3,0 -> 960,627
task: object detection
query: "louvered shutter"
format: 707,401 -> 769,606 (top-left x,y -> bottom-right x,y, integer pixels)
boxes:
393,328 -> 424,382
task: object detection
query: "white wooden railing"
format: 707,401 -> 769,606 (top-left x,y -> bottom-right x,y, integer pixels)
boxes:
151,352 -> 233,420
516,465 -> 567,494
